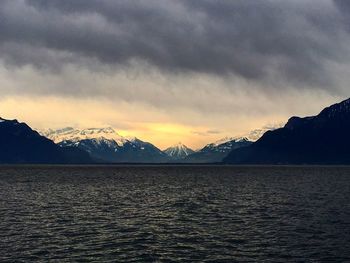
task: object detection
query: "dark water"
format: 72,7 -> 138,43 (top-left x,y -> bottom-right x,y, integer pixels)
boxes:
0,166 -> 350,262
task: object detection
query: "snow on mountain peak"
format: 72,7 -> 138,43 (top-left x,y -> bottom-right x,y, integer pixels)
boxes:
164,142 -> 194,159
243,124 -> 283,142
125,136 -> 137,142
41,127 -> 127,146
212,137 -> 233,146
202,125 -> 283,150
79,127 -> 115,135
172,142 -> 186,148
210,136 -> 248,147
0,117 -> 19,124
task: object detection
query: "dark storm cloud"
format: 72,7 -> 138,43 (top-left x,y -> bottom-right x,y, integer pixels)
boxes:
333,0 -> 350,31
0,0 -> 349,88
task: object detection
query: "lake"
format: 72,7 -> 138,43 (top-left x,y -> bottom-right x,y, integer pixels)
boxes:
0,165 -> 350,262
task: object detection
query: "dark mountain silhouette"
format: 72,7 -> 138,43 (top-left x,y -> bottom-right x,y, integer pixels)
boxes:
115,138 -> 170,163
0,118 -> 92,164
224,98 -> 350,164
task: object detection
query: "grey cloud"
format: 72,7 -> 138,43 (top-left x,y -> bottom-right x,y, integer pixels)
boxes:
0,0 -> 349,90
206,130 -> 222,134
191,130 -> 222,136
191,131 -> 208,136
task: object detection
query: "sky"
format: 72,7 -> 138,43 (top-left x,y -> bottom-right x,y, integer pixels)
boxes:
0,0 -> 349,149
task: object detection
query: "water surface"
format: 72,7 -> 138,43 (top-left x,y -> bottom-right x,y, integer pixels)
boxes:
0,165 -> 350,262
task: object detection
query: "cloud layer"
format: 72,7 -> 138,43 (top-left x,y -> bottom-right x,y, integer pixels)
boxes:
1,0 -> 349,88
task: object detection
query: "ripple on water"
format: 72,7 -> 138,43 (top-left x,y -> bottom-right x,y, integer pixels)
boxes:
0,165 -> 350,262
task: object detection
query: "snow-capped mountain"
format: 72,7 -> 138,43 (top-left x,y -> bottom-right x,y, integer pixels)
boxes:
164,142 -> 194,160
245,129 -> 270,142
240,124 -> 283,142
178,125 -> 282,163
206,136 -> 249,148
41,127 -> 169,163
201,137 -> 252,154
42,127 -> 127,146
182,137 -> 252,163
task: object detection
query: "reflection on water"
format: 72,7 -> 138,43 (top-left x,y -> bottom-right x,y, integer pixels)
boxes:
0,165 -> 350,262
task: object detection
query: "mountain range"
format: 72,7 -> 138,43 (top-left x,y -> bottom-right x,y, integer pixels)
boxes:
181,137 -> 252,163
174,127 -> 278,163
2,97 -> 349,164
224,98 -> 350,164
42,128 -> 256,163
42,127 -> 169,163
0,118 -> 282,164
